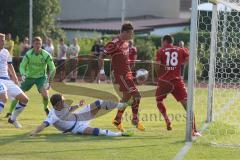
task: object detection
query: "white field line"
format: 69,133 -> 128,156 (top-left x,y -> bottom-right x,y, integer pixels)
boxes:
173,90 -> 240,160
173,123 -> 209,160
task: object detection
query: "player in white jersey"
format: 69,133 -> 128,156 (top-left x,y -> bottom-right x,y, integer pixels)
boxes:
0,33 -> 29,128
29,93 -> 133,137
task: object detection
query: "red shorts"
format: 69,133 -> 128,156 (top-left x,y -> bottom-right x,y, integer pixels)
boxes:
155,78 -> 187,101
114,72 -> 138,95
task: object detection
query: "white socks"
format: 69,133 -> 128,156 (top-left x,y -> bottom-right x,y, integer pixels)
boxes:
99,129 -> 122,137
11,102 -> 27,121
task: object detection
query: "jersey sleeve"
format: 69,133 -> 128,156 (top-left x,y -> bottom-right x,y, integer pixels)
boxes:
6,50 -> 12,64
43,111 -> 59,127
19,53 -> 29,76
103,41 -> 118,55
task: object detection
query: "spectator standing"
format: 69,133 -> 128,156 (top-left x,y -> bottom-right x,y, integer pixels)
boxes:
67,38 -> 80,82
44,38 -> 54,56
57,38 -> 68,82
20,37 -> 30,56
42,36 -> 48,49
90,39 -> 104,83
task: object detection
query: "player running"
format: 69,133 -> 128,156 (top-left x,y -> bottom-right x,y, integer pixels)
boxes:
155,35 -> 201,136
5,36 -> 56,118
98,22 -> 145,132
29,93 -> 133,137
0,33 -> 29,128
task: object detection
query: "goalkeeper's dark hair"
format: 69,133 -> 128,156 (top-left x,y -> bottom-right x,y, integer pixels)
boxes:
121,21 -> 134,32
50,93 -> 63,106
163,35 -> 174,44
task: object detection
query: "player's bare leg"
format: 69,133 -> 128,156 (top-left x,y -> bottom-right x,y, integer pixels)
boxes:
8,92 -> 28,128
180,100 -> 201,136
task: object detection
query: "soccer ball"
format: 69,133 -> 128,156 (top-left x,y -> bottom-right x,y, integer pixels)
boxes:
135,69 -> 149,85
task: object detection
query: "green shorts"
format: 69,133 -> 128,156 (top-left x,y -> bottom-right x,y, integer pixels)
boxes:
21,76 -> 48,92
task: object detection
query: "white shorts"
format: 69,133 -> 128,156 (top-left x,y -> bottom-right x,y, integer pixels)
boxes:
0,82 -> 7,94
71,121 -> 90,134
71,105 -> 91,134
0,79 -> 23,99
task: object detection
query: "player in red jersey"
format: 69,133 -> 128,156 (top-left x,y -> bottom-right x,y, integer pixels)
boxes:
98,22 -> 145,132
155,35 -> 200,136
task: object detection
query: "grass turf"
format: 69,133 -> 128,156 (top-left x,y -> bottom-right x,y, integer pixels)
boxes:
0,83 -> 239,160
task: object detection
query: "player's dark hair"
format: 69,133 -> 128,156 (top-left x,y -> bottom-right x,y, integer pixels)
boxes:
121,22 -> 134,32
50,94 -> 63,106
163,35 -> 174,44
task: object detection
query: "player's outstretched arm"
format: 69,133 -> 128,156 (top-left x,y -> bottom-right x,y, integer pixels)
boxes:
29,123 -> 47,137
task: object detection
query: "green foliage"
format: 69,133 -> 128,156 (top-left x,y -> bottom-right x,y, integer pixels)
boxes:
78,38 -> 95,55
32,0 -> 64,38
0,0 -> 63,40
172,32 -> 191,45
0,84 -> 239,160
134,38 -> 157,60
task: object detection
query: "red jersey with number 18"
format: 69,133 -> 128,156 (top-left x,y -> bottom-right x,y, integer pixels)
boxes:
156,44 -> 189,81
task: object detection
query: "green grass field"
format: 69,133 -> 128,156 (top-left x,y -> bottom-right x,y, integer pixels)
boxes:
0,83 -> 240,160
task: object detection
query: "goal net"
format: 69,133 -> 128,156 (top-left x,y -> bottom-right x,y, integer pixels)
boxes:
190,0 -> 240,146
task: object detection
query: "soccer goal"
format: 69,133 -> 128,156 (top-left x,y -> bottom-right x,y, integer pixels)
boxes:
187,0 -> 240,146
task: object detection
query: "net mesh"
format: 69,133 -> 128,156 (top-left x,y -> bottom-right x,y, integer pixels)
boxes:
195,0 -> 240,146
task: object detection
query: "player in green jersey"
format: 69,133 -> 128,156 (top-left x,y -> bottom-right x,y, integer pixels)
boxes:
6,37 -> 56,118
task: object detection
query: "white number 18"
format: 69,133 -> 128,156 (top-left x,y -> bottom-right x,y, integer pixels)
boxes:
165,51 -> 178,66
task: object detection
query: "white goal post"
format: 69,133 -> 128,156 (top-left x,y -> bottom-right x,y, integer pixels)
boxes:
187,0 -> 240,145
